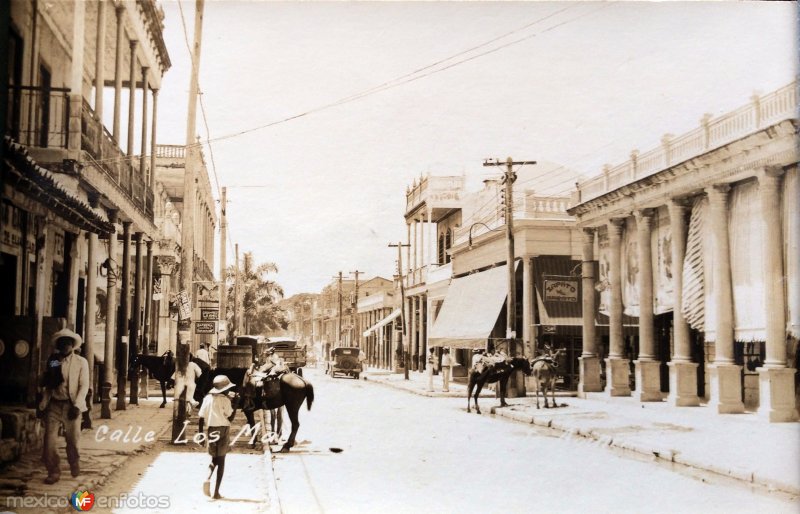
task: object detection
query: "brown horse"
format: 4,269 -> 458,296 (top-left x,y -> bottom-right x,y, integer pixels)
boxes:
242,368 -> 314,452
531,347 -> 563,409
467,357 -> 532,414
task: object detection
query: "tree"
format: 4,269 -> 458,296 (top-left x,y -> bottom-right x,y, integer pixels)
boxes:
225,252 -> 288,339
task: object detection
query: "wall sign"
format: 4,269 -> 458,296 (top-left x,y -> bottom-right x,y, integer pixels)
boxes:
200,308 -> 219,321
544,279 -> 579,303
195,321 -> 216,334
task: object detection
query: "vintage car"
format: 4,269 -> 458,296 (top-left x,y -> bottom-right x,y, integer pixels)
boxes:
329,347 -> 363,379
266,336 -> 308,376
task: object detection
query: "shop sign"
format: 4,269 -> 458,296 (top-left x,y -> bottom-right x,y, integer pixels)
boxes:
176,290 -> 192,320
200,308 -> 219,321
544,279 -> 578,303
195,321 -> 216,334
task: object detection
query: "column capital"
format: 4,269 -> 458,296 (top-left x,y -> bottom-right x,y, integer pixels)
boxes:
129,39 -> 138,49
633,208 -> 655,223
115,3 -> 126,15
121,219 -> 132,228
705,184 -> 730,205
757,165 -> 785,184
581,226 -> 596,244
608,217 -> 625,235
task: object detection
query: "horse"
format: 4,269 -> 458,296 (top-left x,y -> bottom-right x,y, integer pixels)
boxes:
531,347 -> 563,409
466,357 -> 532,414
241,368 -> 314,453
132,352 -> 211,407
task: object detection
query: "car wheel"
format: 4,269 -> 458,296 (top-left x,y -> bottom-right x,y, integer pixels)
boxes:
355,373 -> 360,380
297,368 -> 303,377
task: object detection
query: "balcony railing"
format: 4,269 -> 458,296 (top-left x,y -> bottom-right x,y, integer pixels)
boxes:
81,100 -> 153,218
576,80 -> 798,204
405,175 -> 465,214
6,85 -> 70,148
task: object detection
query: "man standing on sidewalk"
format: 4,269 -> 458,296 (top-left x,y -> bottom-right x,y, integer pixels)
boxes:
440,348 -> 453,392
39,328 -> 90,484
425,348 -> 437,392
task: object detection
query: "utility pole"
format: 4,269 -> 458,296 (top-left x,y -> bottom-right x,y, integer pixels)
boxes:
233,243 -> 240,342
218,187 -> 227,348
483,157 -> 535,396
334,272 -> 343,347
173,0 -> 205,444
350,270 -> 363,348
389,242 -> 411,379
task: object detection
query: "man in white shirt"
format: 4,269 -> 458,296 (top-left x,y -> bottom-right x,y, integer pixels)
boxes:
173,358 -> 203,409
196,344 -> 211,366
441,348 -> 454,392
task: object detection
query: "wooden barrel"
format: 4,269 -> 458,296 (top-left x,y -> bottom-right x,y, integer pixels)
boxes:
216,345 -> 253,369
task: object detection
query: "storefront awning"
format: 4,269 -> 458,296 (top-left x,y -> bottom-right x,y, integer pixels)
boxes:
429,263 -> 516,349
363,309 -> 401,337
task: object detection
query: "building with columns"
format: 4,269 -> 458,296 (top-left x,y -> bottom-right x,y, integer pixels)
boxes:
152,144 -> 217,354
568,81 -> 798,422
402,174 -> 465,373
1,0 -> 171,452
431,165 -> 584,391
357,277 -> 396,368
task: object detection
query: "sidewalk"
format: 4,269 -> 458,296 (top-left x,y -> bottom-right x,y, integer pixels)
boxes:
362,367 -> 800,496
0,396 -> 172,512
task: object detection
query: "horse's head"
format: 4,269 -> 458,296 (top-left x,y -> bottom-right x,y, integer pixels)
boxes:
512,357 -> 533,376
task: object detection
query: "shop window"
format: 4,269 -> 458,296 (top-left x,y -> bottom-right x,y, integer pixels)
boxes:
445,229 -> 452,264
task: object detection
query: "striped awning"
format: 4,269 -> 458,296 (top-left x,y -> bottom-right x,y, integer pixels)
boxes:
682,196 -> 707,334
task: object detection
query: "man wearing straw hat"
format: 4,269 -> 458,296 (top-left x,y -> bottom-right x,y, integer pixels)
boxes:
38,328 -> 90,484
198,374 -> 238,499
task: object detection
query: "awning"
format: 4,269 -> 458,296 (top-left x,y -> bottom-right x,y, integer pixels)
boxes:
429,263 -> 516,349
363,309 -> 401,337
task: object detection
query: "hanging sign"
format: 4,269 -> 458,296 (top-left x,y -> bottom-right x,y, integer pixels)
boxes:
177,290 -> 192,320
195,321 -> 216,334
544,279 -> 579,303
200,308 -> 219,321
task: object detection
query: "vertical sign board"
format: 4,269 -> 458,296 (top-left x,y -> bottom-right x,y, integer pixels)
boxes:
177,290 -> 192,320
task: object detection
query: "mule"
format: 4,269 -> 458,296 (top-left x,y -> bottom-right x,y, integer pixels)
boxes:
466,357 -> 532,414
132,352 -> 210,407
242,368 -> 314,452
531,347 -> 563,409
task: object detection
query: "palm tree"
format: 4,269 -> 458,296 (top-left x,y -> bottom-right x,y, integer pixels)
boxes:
224,252 -> 287,340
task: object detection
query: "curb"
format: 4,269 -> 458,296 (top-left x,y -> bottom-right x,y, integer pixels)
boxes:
261,450 -> 282,514
490,406 -> 800,496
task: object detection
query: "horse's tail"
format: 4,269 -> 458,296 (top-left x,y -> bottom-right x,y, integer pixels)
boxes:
304,381 -> 314,411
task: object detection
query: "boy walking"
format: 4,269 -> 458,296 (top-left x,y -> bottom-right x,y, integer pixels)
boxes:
198,375 -> 238,499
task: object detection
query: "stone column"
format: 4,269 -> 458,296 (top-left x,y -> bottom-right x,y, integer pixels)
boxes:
84,227 -> 98,409
112,4 -> 125,143
756,168 -> 798,422
67,0 -> 85,153
579,227 -> 602,395
116,221 -> 131,411
522,256 -> 533,356
140,240 -> 153,399
149,89 -> 159,188
94,0 -> 106,135
126,40 -> 138,158
129,233 -> 143,404
139,67 -> 149,180
667,199 -> 699,406
101,213 -> 118,419
706,184 -> 744,414
633,210 -> 661,401
606,218 -> 630,396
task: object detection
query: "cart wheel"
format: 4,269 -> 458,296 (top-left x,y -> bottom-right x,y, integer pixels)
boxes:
355,373 -> 360,380
296,368 -> 303,377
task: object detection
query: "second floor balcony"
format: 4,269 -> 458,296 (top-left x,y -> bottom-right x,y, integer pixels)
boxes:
6,85 -> 154,220
405,175 -> 465,218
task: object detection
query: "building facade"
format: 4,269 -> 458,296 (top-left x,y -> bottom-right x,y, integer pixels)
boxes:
568,82 -> 799,422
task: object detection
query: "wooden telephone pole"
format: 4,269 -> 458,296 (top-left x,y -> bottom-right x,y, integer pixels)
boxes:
483,157 -> 535,396
218,187 -> 227,347
351,270 -> 363,348
389,242 -> 411,379
335,272 -> 343,346
173,0 -> 205,444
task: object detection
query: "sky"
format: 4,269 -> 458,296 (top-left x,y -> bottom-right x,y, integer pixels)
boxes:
152,0 -> 798,297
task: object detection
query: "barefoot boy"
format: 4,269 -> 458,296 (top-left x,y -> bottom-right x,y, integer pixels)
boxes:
198,375 -> 237,499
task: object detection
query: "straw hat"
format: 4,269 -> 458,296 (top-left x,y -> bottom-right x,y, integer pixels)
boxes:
51,328 -> 82,350
209,375 -> 235,394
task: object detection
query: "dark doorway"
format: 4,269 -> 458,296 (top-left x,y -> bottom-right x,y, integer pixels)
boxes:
38,63 -> 51,147
8,27 -> 24,139
76,278 -> 85,338
692,330 -> 705,398
655,313 -> 673,392
0,252 -> 18,315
